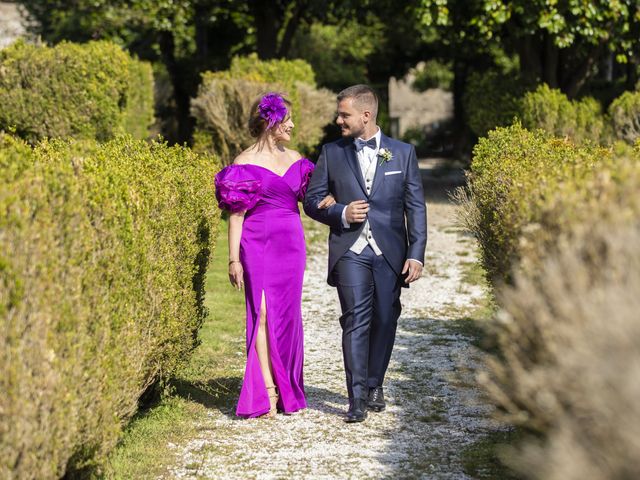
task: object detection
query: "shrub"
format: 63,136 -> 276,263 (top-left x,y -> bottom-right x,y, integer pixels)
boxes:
608,89 -> 640,144
294,82 -> 338,155
463,70 -> 528,138
459,123 -> 640,478
480,219 -> 640,480
191,78 -> 278,161
191,54 -> 335,164
462,123 -> 616,283
0,134 -> 219,478
0,40 -> 154,142
521,84 -> 605,144
123,58 -> 156,140
216,53 -> 316,86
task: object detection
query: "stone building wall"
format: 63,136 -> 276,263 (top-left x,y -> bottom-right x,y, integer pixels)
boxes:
0,2 -> 27,49
388,67 -> 453,139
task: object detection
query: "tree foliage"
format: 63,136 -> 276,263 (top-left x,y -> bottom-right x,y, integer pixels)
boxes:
419,0 -> 640,97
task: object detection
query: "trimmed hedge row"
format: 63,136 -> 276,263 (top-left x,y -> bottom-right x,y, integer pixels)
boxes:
0,40 -> 155,142
0,135 -> 219,478
465,77 -> 640,146
608,89 -> 640,144
521,84 -> 605,144
461,122 -> 640,284
191,54 -> 335,163
464,70 -> 528,139
460,124 -> 640,478
483,220 -> 640,480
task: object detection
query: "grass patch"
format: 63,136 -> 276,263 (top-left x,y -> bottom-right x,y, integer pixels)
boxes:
301,209 -> 327,248
418,412 -> 447,423
439,296 -> 497,352
105,217 -> 246,478
461,429 -> 524,479
105,398 -> 198,479
460,259 -> 487,287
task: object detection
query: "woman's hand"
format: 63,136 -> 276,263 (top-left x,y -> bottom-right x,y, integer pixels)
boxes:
317,194 -> 336,209
229,260 -> 244,290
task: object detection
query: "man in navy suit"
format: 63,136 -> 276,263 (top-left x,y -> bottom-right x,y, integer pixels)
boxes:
304,84 -> 427,422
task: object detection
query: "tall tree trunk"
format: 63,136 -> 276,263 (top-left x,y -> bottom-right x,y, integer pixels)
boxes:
452,56 -> 473,160
252,0 -> 281,59
194,3 -> 209,65
543,34 -> 559,88
278,1 -> 306,58
627,10 -> 640,90
626,57 -> 639,90
516,34 -> 543,85
159,30 -> 194,144
561,42 -> 605,98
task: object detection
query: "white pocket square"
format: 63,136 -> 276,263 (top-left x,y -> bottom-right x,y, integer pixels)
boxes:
385,170 -> 402,176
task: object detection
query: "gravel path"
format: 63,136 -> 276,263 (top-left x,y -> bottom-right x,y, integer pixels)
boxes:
166,184 -> 501,479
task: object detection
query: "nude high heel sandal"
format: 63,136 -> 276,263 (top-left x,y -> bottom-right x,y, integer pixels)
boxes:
264,385 -> 279,418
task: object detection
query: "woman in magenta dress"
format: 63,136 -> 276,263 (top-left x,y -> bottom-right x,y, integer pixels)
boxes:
214,93 -> 333,418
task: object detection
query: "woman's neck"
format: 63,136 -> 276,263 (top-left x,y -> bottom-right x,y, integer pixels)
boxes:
254,134 -> 283,155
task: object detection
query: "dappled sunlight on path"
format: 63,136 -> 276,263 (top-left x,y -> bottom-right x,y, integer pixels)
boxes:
164,182 -> 505,479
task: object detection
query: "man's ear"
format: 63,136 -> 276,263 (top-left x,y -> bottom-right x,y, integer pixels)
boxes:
362,110 -> 372,123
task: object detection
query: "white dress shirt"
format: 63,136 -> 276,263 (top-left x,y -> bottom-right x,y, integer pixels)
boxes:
341,128 -> 423,266
343,129 -> 383,255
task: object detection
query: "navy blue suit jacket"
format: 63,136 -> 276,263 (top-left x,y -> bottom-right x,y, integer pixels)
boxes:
303,133 -> 427,286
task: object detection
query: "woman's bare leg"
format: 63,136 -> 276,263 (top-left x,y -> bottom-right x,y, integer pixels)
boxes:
256,292 -> 277,415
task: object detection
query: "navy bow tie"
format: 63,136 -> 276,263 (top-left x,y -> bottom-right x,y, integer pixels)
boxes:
354,137 -> 377,151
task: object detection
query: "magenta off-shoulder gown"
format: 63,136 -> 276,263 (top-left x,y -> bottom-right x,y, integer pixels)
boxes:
214,158 -> 314,417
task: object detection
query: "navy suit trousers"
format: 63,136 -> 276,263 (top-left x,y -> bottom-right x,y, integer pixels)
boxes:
333,246 -> 402,403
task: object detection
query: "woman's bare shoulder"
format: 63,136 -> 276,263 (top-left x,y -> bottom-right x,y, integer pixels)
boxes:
233,149 -> 258,165
284,147 -> 304,161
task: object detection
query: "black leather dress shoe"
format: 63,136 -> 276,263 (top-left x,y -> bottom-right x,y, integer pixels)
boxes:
368,386 -> 386,412
345,398 -> 368,423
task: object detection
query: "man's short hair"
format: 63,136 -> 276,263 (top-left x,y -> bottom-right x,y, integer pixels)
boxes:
337,84 -> 378,119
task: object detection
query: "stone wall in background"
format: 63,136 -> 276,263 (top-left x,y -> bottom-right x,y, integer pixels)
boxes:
0,2 -> 27,49
388,67 -> 453,138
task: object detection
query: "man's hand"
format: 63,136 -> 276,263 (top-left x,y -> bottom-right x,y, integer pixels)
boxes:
317,194 -> 336,209
401,259 -> 423,283
345,200 -> 369,223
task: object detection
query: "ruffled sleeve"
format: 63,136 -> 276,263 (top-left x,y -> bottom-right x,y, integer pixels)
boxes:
297,158 -> 315,200
214,165 -> 262,213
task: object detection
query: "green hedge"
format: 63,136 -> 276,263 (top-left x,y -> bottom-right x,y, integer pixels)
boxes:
463,122 -> 639,284
465,78 -> 611,144
608,89 -> 640,145
521,84 -> 605,144
0,40 -> 154,142
0,135 -> 219,478
191,54 -> 335,163
464,70 -> 528,138
464,127 -> 640,480
483,218 -> 640,479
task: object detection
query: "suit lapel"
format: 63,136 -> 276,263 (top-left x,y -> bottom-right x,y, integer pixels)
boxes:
343,140 -> 367,195
369,132 -> 391,198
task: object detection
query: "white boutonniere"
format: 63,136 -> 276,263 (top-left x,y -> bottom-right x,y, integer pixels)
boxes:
377,148 -> 393,166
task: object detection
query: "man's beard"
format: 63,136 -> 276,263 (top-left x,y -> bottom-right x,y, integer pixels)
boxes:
343,123 -> 365,139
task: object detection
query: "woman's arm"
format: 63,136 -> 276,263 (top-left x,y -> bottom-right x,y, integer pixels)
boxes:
228,211 -> 245,290
303,145 -> 346,228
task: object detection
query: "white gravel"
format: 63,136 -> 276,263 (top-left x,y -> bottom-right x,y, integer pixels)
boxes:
165,196 -> 502,479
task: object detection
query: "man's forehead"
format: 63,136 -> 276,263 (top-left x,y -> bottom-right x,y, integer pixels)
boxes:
337,97 -> 357,110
